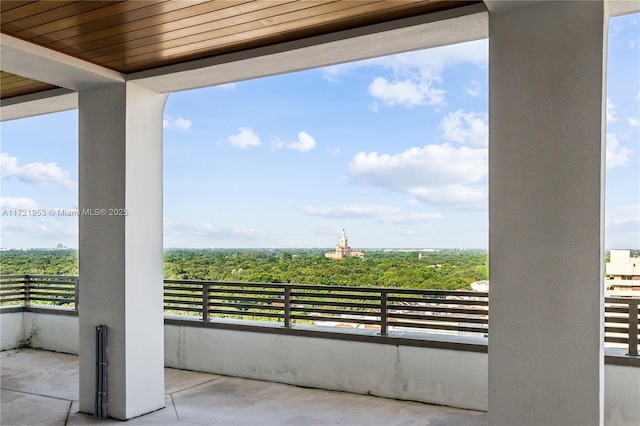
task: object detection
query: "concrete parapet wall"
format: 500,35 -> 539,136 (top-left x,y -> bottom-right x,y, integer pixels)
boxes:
1,309 -> 79,354
605,363 -> 640,425
0,311 -> 24,351
164,321 -> 488,411
25,310 -> 79,355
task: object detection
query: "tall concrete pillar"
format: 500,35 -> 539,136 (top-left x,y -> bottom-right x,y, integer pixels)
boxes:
78,83 -> 167,419
488,1 -> 607,425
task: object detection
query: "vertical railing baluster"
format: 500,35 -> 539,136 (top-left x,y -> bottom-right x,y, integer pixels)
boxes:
74,277 -> 80,311
24,274 -> 31,308
284,286 -> 292,328
203,283 -> 210,322
379,290 -> 388,336
628,299 -> 639,357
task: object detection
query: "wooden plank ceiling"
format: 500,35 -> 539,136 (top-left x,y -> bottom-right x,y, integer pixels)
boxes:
1,0 -> 480,100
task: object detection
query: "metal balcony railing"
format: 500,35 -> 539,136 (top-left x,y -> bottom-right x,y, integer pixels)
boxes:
0,274 -> 79,310
1,274 -> 638,356
163,279 -> 489,336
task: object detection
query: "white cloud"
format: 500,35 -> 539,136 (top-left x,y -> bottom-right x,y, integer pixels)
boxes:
273,132 -> 317,153
441,110 -> 488,147
164,219 -> 264,240
286,132 -> 316,153
228,127 -> 261,149
0,197 -> 38,210
163,115 -> 192,130
307,222 -> 341,235
465,80 -> 481,96
0,213 -> 78,247
349,144 -> 487,187
271,139 -> 286,149
323,39 -> 487,108
303,203 -> 441,225
163,218 -> 302,248
606,134 -> 633,169
1,152 -> 19,173
606,205 -> 640,249
412,185 -> 488,208
303,203 -> 399,219
1,220 -> 50,237
328,147 -> 341,156
607,205 -> 640,230
383,212 -> 442,225
607,98 -> 619,123
368,77 -> 445,108
1,152 -> 76,190
324,40 -> 487,82
348,144 -> 487,210
218,83 -> 236,90
628,117 -> 639,127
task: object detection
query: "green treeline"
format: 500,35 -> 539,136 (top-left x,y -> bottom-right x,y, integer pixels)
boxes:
0,249 -> 78,276
0,248 -> 489,290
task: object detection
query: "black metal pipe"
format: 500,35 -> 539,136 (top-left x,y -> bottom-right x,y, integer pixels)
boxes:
95,325 -> 108,418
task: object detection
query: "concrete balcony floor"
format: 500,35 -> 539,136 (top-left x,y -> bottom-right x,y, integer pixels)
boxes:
1,349 -> 486,426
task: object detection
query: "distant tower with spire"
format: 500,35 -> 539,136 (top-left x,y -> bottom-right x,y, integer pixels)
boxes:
325,229 -> 364,260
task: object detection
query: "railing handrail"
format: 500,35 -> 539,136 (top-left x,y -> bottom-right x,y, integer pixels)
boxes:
164,278 -> 487,297
0,274 -> 78,279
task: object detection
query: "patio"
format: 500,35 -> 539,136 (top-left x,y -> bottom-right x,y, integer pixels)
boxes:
1,349 -> 487,426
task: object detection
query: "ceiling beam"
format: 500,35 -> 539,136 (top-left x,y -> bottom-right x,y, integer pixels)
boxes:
0,88 -> 76,122
608,0 -> 640,16
0,33 -> 124,92
484,0 -> 639,15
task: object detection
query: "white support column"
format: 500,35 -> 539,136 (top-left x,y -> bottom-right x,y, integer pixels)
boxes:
78,83 -> 167,419
488,1 -> 607,425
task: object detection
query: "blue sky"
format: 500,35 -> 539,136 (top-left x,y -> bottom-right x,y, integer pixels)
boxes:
1,13 -> 638,250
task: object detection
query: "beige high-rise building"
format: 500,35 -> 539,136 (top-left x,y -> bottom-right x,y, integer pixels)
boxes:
605,250 -> 640,297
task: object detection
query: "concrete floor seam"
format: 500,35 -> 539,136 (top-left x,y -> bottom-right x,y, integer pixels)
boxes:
169,376 -> 223,395
170,393 -> 180,420
0,387 -> 73,402
64,400 -> 72,426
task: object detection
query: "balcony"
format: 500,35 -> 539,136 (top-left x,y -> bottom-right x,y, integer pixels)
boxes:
1,275 -> 639,424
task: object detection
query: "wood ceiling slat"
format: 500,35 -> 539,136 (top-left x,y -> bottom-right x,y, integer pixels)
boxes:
0,72 -> 57,99
0,73 -> 33,85
56,0 -> 298,60
2,84 -> 57,99
2,83 -> 54,94
27,1 -> 211,45
1,71 -> 23,82
1,72 -> 33,85
0,1 -> 70,23
105,0 -> 442,71
36,0 -> 256,51
2,77 -> 50,91
11,1 -> 163,40
81,0 -> 332,62
0,1 -> 36,14
2,1 -> 111,29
